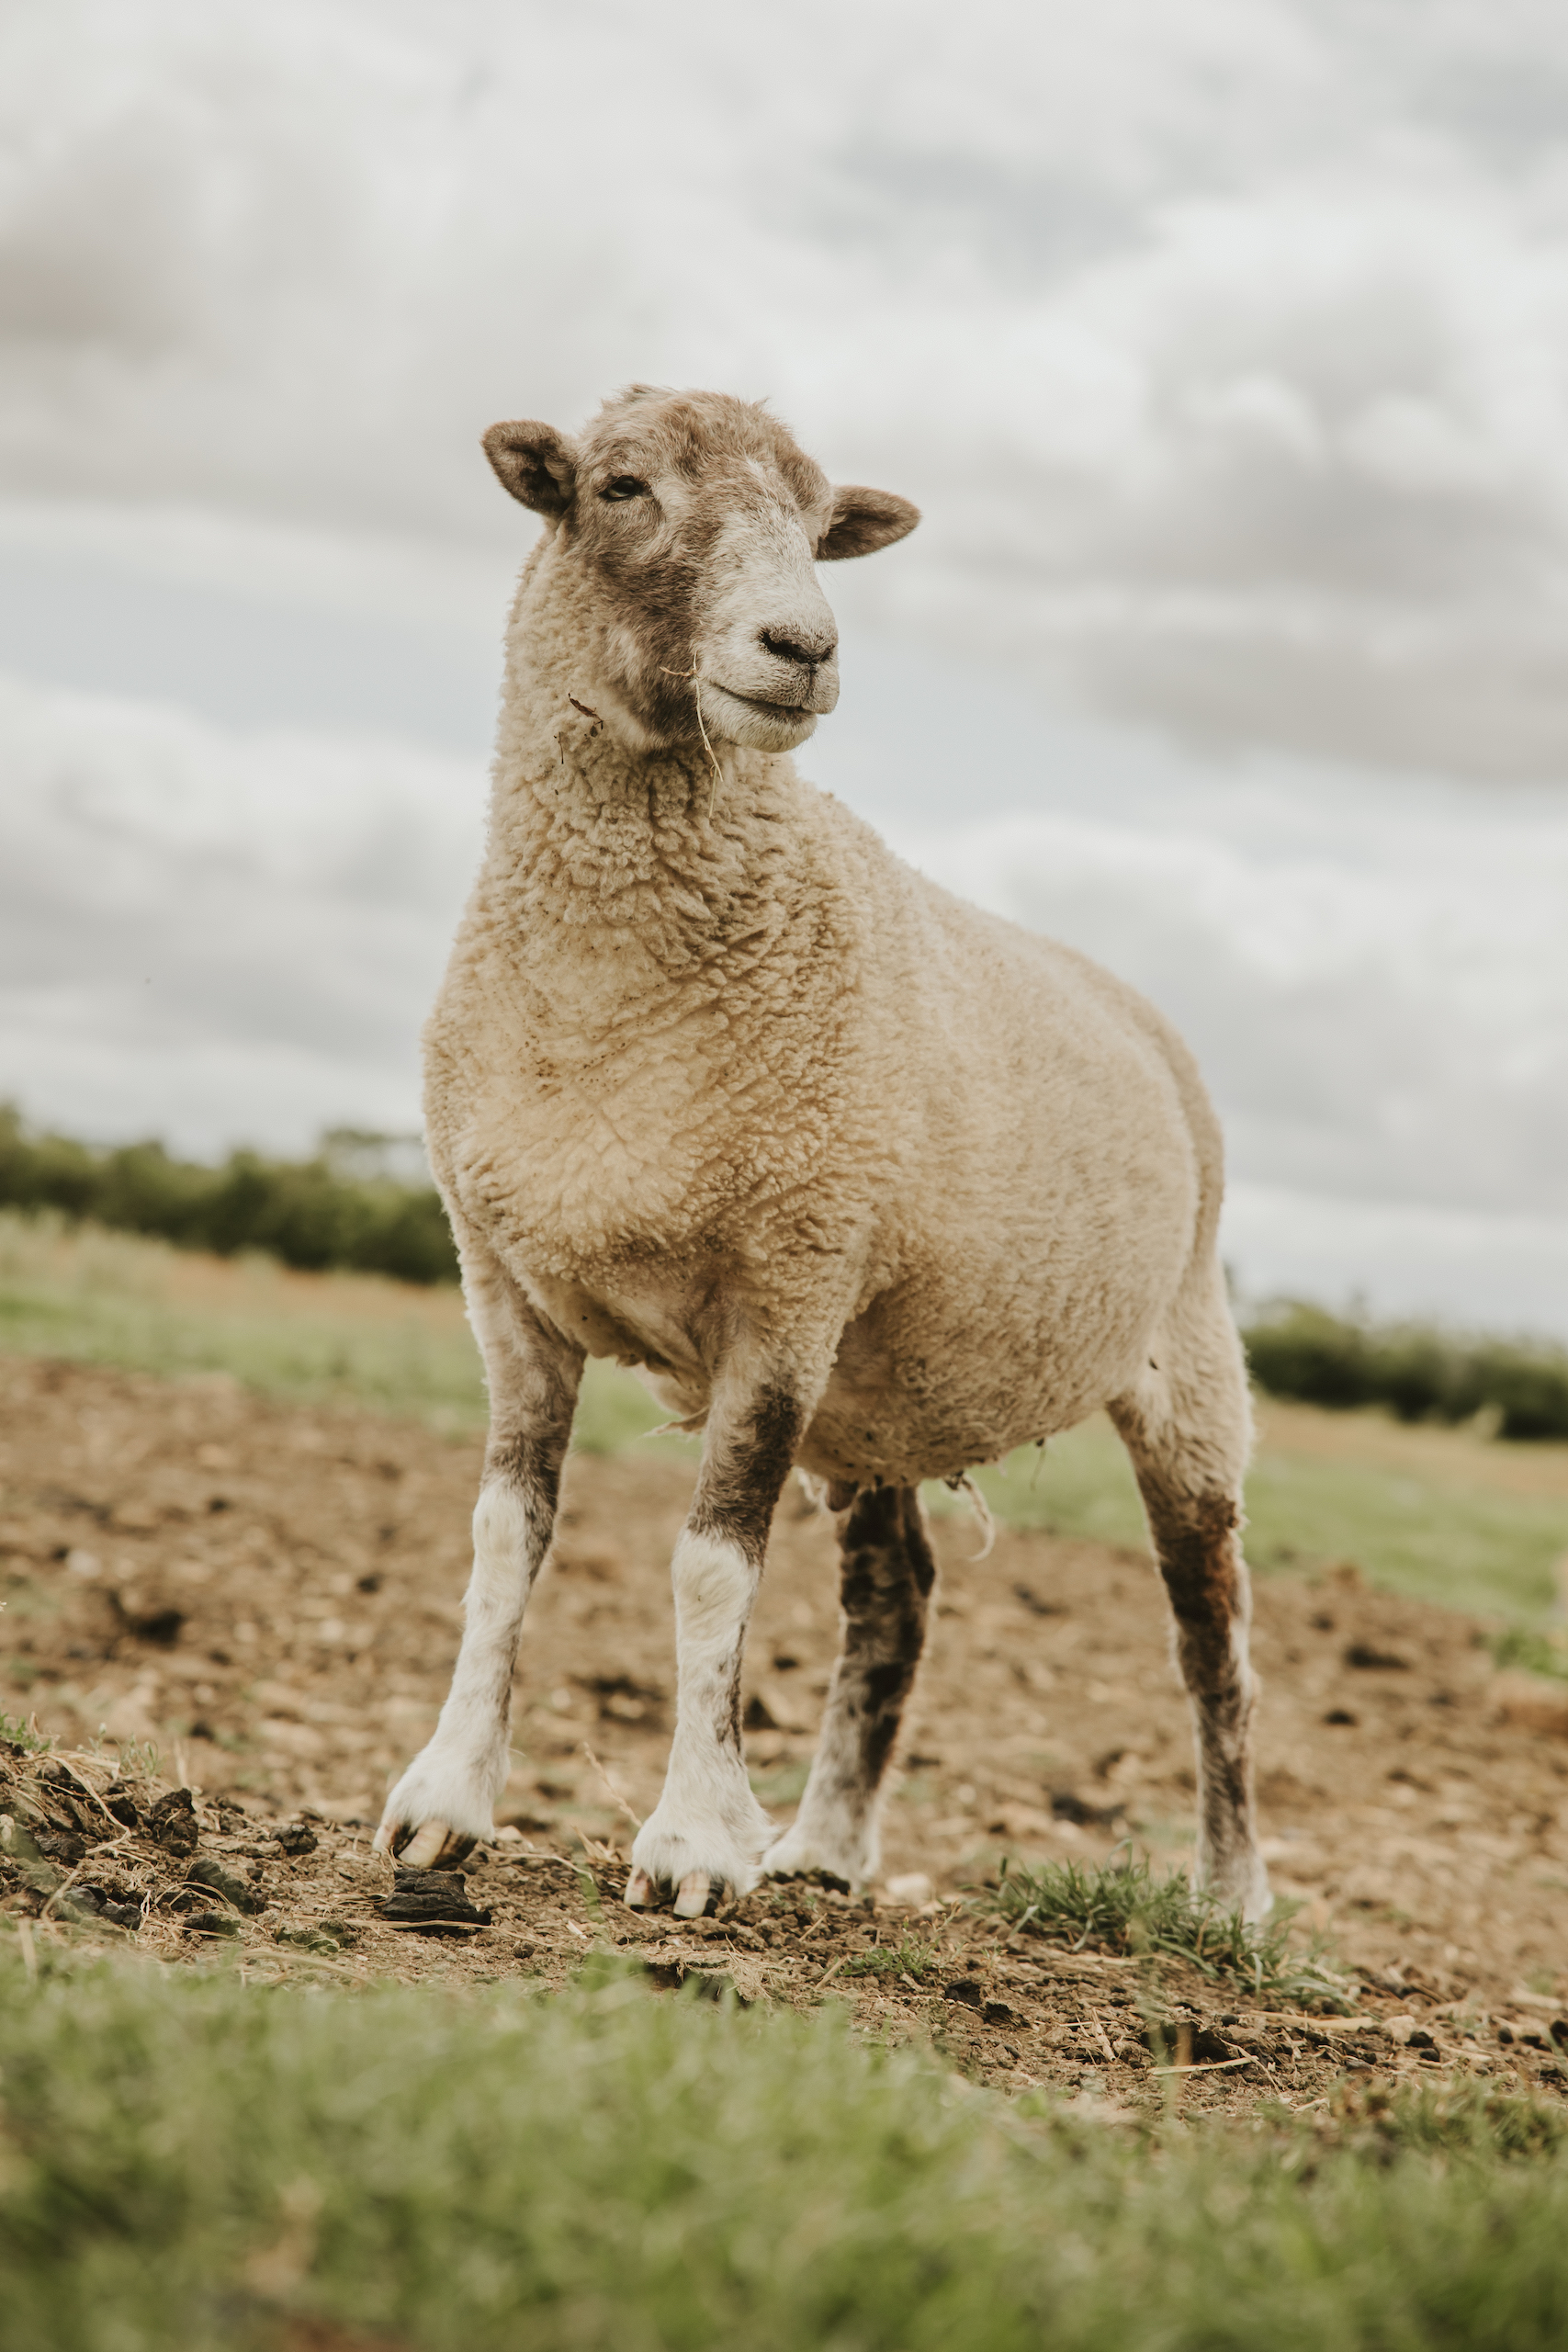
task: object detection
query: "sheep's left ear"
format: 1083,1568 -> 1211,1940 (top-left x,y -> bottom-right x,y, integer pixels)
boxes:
817,486 -> 920,560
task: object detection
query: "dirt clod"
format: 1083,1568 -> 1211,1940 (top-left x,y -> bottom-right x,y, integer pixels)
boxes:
148,1788 -> 199,1856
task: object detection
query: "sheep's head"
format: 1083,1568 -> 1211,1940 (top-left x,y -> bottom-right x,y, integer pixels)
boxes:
483,386 -> 919,754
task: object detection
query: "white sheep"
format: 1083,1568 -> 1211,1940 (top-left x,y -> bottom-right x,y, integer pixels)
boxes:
375,385 -> 1269,1925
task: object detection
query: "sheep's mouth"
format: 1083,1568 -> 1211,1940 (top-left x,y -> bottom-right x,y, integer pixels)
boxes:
696,675 -> 835,747
709,684 -> 815,716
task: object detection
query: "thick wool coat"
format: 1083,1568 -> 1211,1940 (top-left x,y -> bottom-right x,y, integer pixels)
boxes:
424,537 -> 1246,1497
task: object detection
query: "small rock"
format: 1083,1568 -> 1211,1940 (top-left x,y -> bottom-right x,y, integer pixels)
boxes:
1345,1642 -> 1409,1671
1383,2014 -> 1418,2046
148,1788 -> 199,1858
186,1857 -> 265,1915
35,1829 -> 87,1867
183,1910 -> 241,1939
273,1821 -> 318,1857
884,1871 -> 933,1907
276,1925 -> 341,1955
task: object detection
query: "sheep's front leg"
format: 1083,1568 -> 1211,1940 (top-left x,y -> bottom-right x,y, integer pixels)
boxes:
375,1264 -> 581,1870
626,1384 -> 802,1918
762,1482 -> 935,1892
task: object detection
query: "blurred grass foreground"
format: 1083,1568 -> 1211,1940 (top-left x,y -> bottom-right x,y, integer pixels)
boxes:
12,1943 -> 1568,2352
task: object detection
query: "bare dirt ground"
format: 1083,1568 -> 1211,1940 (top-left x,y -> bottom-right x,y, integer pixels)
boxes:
6,1351 -> 1568,2118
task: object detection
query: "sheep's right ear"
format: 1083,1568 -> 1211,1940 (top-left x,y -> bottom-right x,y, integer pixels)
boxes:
483,422 -> 579,516
818,485 -> 920,560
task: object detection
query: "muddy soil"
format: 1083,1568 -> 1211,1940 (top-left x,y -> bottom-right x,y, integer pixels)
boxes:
6,1352 -> 1568,2116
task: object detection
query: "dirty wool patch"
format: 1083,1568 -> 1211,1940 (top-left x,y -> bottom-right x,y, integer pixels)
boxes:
4,1354 -> 1568,2114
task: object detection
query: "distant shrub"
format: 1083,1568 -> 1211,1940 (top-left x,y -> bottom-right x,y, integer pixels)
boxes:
1489,1627 -> 1568,1684
1242,1301 -> 1568,1443
0,1107 -> 458,1286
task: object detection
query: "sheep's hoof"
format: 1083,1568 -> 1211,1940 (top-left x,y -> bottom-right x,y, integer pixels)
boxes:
622,1866 -> 717,1917
760,1826 -> 868,1894
375,1817 -> 476,1871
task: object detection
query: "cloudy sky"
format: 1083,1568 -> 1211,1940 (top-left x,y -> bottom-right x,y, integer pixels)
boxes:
4,0 -> 1568,1331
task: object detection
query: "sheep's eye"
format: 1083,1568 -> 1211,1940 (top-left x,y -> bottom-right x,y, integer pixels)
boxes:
601,475 -> 650,502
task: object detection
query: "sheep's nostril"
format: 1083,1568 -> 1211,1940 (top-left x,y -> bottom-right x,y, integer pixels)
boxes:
761,628 -> 836,668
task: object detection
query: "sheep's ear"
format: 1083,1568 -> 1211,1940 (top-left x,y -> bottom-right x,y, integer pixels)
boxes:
483,421 -> 579,516
817,485 -> 920,560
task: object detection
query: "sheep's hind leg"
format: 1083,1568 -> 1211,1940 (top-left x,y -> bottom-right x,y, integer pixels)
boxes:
375,1255 -> 581,1870
762,1483 -> 935,1894
626,1383 -> 803,1919
1109,1273 -> 1269,1921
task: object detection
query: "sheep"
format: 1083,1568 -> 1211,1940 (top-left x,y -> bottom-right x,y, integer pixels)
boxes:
374,384 -> 1269,1927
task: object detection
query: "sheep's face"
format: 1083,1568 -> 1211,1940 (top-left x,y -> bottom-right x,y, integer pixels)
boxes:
484,388 -> 919,754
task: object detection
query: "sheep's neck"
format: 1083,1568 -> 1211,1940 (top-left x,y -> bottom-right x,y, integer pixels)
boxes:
482,646 -> 802,1016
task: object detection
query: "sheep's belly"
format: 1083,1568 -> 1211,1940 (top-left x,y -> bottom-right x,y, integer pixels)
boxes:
798,1262 -> 1168,1487
801,1358 -> 1122,1490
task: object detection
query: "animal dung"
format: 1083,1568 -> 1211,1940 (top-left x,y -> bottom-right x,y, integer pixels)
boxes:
377,1867 -> 492,1933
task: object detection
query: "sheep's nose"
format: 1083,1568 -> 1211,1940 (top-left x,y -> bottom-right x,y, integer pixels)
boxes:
760,625 -> 837,668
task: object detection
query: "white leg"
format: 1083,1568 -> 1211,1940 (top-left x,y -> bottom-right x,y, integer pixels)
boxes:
626,1373 -> 807,1916
376,1252 -> 580,1869
626,1528 -> 776,1917
376,1480 -> 545,1866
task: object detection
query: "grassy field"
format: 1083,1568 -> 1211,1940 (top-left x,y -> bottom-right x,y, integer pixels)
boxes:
3,1207 -> 1566,1620
6,1939 -> 1568,2352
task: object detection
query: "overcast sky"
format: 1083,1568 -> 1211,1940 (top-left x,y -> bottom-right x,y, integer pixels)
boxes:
4,0 -> 1568,1332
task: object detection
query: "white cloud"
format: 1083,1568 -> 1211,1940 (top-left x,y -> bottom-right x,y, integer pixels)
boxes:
0,672 -> 485,1155
6,3 -> 1568,770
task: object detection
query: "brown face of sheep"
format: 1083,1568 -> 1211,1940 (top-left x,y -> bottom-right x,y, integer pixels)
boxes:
482,389 -> 919,754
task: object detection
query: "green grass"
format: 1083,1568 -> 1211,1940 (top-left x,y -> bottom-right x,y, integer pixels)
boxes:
980,1853 -> 1354,2010
0,1712 -> 51,1754
1490,1627 -> 1568,1684
1241,1441 -> 1568,1620
4,1207 -> 1566,1619
838,1934 -> 944,1981
940,1415 -> 1568,1623
0,1209 -> 486,1428
0,1209 -> 679,1455
9,1942 -> 1568,2351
